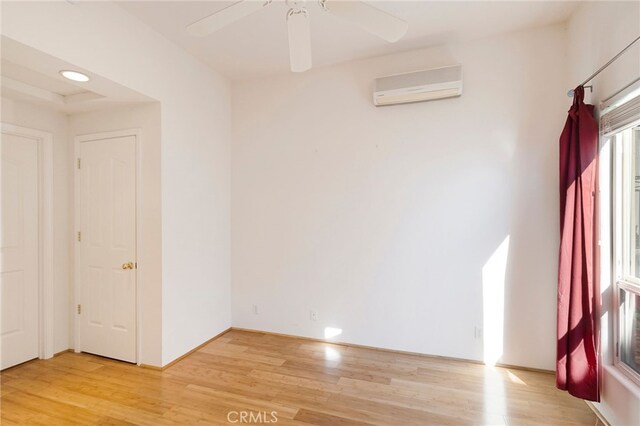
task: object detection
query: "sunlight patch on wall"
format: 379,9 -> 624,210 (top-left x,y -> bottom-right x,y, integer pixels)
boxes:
482,236 -> 510,366
324,327 -> 343,339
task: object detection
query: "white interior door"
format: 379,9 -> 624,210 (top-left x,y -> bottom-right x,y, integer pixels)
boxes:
78,135 -> 136,363
1,133 -> 39,370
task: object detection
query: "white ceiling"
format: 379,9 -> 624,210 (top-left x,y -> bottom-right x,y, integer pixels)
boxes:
2,59 -> 87,97
119,0 -> 580,81
1,37 -> 155,114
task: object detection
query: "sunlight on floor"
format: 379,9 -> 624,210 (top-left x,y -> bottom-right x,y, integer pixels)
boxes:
483,366 -> 509,425
507,370 -> 527,386
324,346 -> 341,361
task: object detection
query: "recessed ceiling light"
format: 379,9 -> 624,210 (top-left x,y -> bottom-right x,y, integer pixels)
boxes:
59,70 -> 90,82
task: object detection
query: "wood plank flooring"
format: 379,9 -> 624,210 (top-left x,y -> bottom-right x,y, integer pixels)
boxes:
1,329 -> 596,425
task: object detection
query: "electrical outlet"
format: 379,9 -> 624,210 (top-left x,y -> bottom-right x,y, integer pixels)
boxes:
474,326 -> 483,340
310,310 -> 318,321
253,304 -> 259,315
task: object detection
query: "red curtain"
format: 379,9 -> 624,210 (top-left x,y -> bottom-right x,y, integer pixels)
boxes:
556,85 -> 600,401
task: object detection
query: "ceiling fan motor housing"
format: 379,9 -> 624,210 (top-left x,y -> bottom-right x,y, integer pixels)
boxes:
286,0 -> 307,11
186,0 -> 408,72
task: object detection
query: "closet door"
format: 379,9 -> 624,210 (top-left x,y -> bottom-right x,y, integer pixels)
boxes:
1,132 -> 39,370
78,135 -> 137,363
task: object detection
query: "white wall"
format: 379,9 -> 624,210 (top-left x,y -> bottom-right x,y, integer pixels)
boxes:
231,24 -> 568,370
568,2 -> 640,424
1,1 -> 232,366
1,97 -> 70,355
68,103 -> 162,366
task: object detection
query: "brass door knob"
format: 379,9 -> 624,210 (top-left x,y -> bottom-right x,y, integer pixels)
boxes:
122,262 -> 134,270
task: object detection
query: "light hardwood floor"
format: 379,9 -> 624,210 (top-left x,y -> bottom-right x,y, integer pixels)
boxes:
1,329 -> 596,425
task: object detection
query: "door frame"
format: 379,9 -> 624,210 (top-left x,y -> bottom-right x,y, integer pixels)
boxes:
73,128 -> 141,364
0,123 -> 54,361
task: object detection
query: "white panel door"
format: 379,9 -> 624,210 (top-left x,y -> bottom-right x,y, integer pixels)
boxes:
1,133 -> 39,370
79,136 -> 136,363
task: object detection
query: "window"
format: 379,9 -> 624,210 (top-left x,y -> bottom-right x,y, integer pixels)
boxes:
613,123 -> 640,383
606,87 -> 640,385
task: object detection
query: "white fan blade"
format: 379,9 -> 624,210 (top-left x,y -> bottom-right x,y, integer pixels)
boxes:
287,9 -> 312,72
187,0 -> 272,37
322,0 -> 407,43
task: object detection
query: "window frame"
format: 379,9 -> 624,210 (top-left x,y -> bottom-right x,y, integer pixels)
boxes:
611,120 -> 640,387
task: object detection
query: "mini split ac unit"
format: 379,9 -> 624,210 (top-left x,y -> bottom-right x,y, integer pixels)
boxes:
373,65 -> 463,106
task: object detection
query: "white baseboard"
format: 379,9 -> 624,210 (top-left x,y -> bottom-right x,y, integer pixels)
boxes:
585,401 -> 611,426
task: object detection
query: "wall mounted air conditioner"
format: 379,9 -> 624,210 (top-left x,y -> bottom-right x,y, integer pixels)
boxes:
373,65 -> 463,106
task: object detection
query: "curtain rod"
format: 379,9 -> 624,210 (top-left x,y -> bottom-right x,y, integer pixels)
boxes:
567,34 -> 640,97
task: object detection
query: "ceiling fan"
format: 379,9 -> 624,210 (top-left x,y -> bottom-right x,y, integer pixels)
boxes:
186,0 -> 408,73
